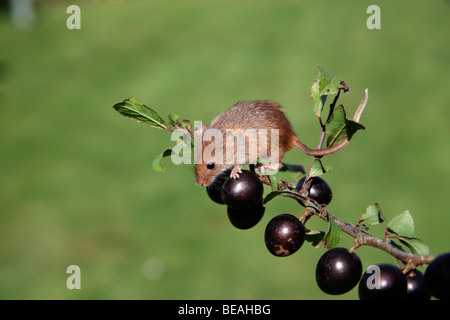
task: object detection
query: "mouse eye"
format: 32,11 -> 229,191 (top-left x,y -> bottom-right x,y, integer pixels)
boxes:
206,162 -> 215,170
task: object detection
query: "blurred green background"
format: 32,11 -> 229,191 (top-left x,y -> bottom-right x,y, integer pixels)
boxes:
0,0 -> 449,300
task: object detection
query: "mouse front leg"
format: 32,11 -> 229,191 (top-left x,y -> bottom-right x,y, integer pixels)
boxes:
230,165 -> 242,179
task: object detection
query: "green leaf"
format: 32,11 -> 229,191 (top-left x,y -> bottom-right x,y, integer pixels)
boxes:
167,113 -> 179,128
345,119 -> 365,140
309,159 -> 333,177
113,97 -> 168,130
311,65 -> 345,117
387,210 -> 415,238
324,216 -> 341,248
263,190 -> 306,205
152,149 -> 172,173
397,236 -> 430,255
305,229 -> 326,248
324,105 -> 347,146
325,105 -> 365,147
360,203 -> 385,226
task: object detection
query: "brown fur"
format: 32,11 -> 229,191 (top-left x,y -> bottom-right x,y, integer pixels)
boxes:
195,100 -> 299,186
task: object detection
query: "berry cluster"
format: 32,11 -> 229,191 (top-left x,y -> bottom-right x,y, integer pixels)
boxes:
206,169 -> 450,299
207,170 -> 265,229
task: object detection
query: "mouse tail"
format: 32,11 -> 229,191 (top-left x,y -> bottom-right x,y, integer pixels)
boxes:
293,137 -> 348,157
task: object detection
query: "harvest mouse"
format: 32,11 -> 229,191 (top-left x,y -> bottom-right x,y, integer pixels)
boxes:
194,100 -> 344,186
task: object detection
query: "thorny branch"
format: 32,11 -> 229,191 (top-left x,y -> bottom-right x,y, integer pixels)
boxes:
260,177 -> 438,270
262,89 -> 437,270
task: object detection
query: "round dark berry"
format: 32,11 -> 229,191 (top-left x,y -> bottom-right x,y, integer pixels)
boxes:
221,170 -> 264,209
206,170 -> 230,205
264,214 -> 305,257
227,200 -> 265,230
424,252 -> 450,300
405,270 -> 431,300
315,247 -> 363,295
358,264 -> 407,300
295,176 -> 332,206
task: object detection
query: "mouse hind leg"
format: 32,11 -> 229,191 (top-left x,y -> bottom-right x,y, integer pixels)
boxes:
255,147 -> 285,176
257,162 -> 282,175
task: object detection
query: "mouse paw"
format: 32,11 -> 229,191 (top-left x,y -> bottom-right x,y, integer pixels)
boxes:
230,166 -> 242,179
258,163 -> 281,175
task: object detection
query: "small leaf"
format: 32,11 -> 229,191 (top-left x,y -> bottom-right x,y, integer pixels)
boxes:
311,65 -> 345,117
325,105 -> 365,147
167,113 -> 180,128
325,105 -> 347,146
324,216 -> 341,248
152,149 -> 172,173
113,97 -> 168,130
387,210 -> 415,238
360,203 -> 385,226
309,159 -> 333,177
397,236 -> 430,255
345,119 -> 365,140
168,113 -> 179,122
305,229 -> 326,248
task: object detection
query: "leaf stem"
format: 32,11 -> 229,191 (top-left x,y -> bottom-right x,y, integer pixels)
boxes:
354,89 -> 368,122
